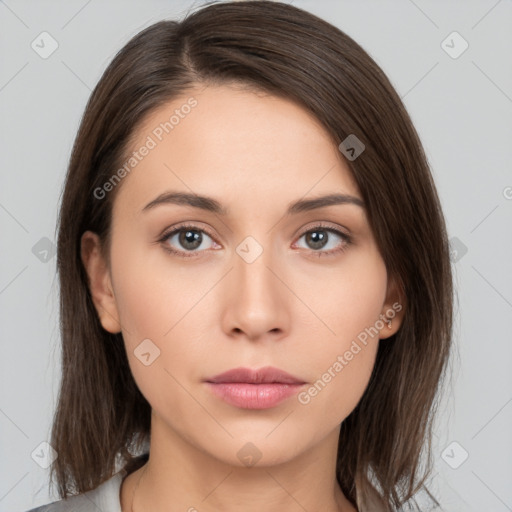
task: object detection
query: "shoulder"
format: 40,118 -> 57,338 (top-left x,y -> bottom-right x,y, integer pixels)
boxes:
24,470 -> 126,512
357,480 -> 446,512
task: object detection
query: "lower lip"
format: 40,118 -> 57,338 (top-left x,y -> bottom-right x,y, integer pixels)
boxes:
205,382 -> 304,409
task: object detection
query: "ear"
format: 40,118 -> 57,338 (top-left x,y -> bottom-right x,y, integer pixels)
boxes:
80,231 -> 122,334
378,273 -> 406,340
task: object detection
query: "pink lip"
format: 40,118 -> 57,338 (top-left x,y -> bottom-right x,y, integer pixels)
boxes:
204,366 -> 306,410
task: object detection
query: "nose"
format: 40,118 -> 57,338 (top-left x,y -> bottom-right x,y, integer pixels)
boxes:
220,239 -> 291,342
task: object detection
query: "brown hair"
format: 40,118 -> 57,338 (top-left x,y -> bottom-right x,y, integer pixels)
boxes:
51,1 -> 453,510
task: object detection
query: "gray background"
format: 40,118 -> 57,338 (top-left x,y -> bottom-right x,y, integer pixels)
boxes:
1,0 -> 511,510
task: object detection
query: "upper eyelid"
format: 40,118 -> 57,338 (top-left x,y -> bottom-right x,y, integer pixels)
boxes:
160,222 -> 217,241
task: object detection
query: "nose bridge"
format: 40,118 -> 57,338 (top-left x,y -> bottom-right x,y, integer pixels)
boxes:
235,233 -> 280,304
223,232 -> 290,338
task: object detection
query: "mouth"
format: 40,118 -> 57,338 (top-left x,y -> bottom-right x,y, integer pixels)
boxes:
204,366 -> 306,409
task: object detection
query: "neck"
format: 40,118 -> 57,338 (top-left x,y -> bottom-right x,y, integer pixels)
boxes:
121,413 -> 357,512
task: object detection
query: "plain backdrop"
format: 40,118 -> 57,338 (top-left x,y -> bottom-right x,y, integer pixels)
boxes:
1,1 -> 511,511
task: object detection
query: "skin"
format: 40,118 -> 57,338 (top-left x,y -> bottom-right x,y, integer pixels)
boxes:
81,84 -> 404,512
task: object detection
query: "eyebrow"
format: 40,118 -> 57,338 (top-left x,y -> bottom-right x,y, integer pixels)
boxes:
141,191 -> 365,216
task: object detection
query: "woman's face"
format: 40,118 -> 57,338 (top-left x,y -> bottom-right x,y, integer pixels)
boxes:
83,84 -> 403,468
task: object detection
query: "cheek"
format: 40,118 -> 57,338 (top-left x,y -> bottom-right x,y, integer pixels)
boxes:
293,246 -> 388,347
110,235 -> 207,342
292,252 -> 387,423
107,241 -> 174,384
296,339 -> 379,431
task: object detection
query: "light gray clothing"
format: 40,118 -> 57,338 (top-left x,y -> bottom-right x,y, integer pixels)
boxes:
25,469 -> 127,512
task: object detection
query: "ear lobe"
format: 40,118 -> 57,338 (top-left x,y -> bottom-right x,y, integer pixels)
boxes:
80,231 -> 122,334
379,274 -> 406,340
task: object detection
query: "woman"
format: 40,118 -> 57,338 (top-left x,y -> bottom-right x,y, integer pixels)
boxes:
27,1 -> 453,510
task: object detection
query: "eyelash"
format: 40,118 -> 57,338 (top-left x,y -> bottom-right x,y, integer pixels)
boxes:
157,222 -> 352,259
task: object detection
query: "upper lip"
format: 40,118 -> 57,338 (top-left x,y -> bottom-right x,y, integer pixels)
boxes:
205,366 -> 306,384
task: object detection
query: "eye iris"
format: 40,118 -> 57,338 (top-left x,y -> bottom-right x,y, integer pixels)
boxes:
306,230 -> 328,250
179,229 -> 202,250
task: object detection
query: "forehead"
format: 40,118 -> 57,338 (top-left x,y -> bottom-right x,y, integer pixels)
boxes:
113,84 -> 361,217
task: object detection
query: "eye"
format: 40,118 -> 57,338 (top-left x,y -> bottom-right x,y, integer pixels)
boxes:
158,222 -> 352,259
293,223 -> 352,257
158,224 -> 219,258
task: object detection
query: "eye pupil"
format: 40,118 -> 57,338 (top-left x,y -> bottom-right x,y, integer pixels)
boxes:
306,230 -> 328,250
179,230 -> 202,250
